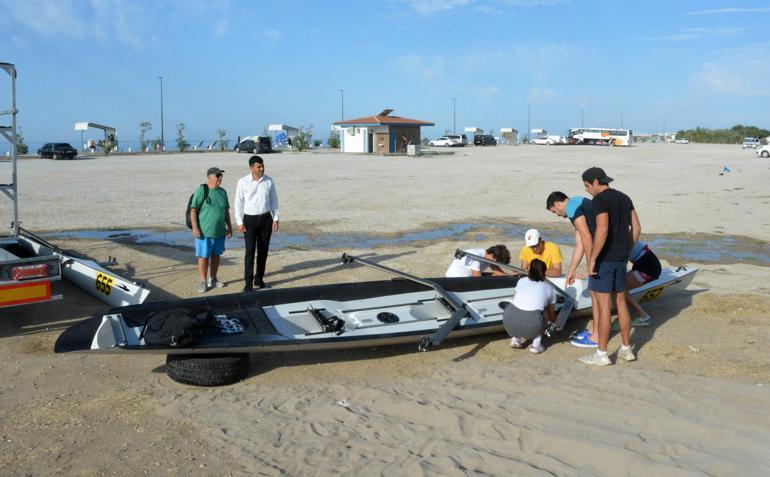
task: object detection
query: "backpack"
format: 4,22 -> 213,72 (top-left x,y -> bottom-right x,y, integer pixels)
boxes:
185,184 -> 209,229
140,307 -> 213,347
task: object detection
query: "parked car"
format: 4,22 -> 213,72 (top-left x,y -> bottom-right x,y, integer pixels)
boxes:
473,135 -> 497,146
429,137 -> 460,147
37,143 -> 78,159
756,145 -> 770,158
742,137 -> 760,149
532,137 -> 554,145
444,134 -> 466,146
675,138 -> 690,144
236,137 -> 272,153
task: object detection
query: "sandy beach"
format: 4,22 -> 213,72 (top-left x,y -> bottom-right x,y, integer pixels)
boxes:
2,143 -> 770,476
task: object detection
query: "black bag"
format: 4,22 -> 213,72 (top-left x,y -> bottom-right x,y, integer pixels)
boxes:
185,184 -> 209,229
140,307 -> 212,347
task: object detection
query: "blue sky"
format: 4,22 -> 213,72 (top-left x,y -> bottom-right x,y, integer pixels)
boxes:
1,0 -> 769,145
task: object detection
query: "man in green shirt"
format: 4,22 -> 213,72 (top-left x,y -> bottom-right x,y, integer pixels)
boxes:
190,167 -> 233,292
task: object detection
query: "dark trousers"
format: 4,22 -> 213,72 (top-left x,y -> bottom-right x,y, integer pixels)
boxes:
243,212 -> 273,286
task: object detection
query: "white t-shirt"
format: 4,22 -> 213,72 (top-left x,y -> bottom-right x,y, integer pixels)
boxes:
445,248 -> 489,277
511,277 -> 557,312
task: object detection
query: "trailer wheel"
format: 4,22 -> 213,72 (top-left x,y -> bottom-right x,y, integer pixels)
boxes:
166,353 -> 250,386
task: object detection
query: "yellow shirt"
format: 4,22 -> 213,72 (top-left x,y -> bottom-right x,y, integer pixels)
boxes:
519,241 -> 563,270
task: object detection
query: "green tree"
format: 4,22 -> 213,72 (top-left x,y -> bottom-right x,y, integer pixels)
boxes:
98,137 -> 118,154
15,128 -> 29,154
293,126 -> 313,151
176,123 -> 189,152
217,129 -> 229,151
328,129 -> 340,149
139,121 -> 152,151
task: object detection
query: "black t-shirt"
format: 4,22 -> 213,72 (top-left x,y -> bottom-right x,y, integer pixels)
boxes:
592,188 -> 635,262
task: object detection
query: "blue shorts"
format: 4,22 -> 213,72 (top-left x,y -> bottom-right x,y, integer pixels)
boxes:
589,260 -> 627,293
195,237 -> 226,258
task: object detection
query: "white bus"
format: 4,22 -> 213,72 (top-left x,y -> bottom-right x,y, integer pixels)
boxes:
568,128 -> 633,146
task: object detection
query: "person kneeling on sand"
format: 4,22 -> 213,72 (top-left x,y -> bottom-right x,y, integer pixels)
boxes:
610,240 -> 662,331
519,228 -> 563,277
445,245 -> 511,277
503,259 -> 556,354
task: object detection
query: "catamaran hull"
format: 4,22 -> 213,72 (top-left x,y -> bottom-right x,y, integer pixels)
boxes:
56,267 -> 698,355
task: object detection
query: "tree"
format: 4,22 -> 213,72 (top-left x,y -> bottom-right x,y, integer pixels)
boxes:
176,123 -> 189,152
139,121 -> 152,151
328,129 -> 340,149
98,136 -> 118,154
15,128 -> 29,154
217,129 -> 229,151
293,126 -> 313,151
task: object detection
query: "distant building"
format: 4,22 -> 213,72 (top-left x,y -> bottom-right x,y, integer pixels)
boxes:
500,128 -> 518,144
334,109 -> 434,154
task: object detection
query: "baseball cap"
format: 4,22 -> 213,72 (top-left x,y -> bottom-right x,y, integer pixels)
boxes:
581,167 -> 613,184
524,228 -> 541,247
207,167 -> 225,176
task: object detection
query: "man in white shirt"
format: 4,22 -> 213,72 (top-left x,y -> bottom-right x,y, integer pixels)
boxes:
445,245 -> 510,277
234,156 -> 280,292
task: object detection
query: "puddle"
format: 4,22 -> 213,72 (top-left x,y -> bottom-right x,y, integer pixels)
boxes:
44,224 -> 770,267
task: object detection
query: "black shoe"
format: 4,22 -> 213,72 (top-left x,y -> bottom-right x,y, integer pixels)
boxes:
241,285 -> 253,293
254,279 -> 267,289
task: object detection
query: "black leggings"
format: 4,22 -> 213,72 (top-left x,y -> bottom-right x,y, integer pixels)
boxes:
243,213 -> 273,285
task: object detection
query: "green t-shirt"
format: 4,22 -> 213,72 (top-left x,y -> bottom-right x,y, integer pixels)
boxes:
190,185 -> 230,238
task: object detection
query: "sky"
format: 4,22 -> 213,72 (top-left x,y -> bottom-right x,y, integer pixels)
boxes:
1,0 -> 769,146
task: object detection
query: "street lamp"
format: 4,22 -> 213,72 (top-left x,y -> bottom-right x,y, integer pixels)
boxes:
451,97 -> 456,134
338,89 -> 344,121
158,76 -> 165,150
581,108 -> 584,128
527,104 -> 531,142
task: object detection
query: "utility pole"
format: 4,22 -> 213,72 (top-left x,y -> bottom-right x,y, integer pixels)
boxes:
158,76 -> 164,150
339,89 -> 344,121
451,97 -> 456,134
527,104 -> 531,142
581,108 -> 584,128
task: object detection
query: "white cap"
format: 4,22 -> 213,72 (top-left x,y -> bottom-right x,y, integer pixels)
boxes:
524,229 -> 541,247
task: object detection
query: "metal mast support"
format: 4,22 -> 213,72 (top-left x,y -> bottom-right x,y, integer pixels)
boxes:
0,62 -> 18,238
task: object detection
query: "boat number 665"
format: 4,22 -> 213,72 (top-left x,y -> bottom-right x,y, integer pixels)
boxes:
95,273 -> 113,295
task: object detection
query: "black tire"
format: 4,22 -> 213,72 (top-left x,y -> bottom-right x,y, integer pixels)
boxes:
762,151 -> 769,158
166,353 -> 250,386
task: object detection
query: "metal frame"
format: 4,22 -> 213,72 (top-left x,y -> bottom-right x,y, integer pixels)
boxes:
0,62 -> 18,238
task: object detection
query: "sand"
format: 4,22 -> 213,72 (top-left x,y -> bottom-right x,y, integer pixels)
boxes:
1,143 -> 770,476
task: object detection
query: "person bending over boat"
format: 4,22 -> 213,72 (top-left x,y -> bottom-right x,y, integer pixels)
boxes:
445,245 -> 511,277
518,228 -> 563,277
504,259 -> 556,354
611,240 -> 662,331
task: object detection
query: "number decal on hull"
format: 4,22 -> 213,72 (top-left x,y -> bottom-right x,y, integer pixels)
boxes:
95,273 -> 113,295
639,286 -> 663,302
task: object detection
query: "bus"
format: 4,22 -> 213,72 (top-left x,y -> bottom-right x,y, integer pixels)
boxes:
568,128 -> 633,146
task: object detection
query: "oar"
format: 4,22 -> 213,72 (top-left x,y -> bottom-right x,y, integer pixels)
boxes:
454,249 -> 576,335
341,253 -> 472,351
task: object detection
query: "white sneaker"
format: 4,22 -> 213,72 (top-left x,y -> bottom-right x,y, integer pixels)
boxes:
510,337 -> 525,348
617,345 -> 636,362
529,343 -> 545,354
208,277 -> 225,289
580,350 -> 612,366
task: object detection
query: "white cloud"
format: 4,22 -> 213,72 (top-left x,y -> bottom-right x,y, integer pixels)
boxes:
263,29 -> 282,46
404,0 -> 473,15
691,44 -> 770,96
686,7 -> 770,15
528,87 -> 557,101
396,54 -> 446,81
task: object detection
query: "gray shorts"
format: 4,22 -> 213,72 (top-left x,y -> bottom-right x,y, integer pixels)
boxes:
502,305 -> 546,340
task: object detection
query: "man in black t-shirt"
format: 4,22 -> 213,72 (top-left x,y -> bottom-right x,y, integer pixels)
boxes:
580,167 -> 641,366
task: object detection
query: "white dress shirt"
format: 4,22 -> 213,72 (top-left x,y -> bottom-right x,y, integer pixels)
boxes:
234,173 -> 280,226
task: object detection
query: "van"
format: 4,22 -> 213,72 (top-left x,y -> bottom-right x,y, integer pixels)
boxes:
445,134 -> 466,146
742,137 -> 760,149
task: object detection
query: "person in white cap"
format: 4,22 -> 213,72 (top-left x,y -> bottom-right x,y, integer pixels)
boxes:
518,228 -> 563,277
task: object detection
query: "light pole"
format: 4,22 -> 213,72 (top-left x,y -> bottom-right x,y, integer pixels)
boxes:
451,97 -> 456,134
580,108 -> 584,128
338,89 -> 344,121
158,76 -> 164,150
527,104 -> 531,142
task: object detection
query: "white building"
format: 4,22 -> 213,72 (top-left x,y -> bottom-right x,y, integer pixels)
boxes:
334,109 -> 434,154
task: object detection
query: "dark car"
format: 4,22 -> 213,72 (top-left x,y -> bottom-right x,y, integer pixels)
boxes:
473,135 -> 497,146
37,143 -> 78,159
235,137 -> 272,154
